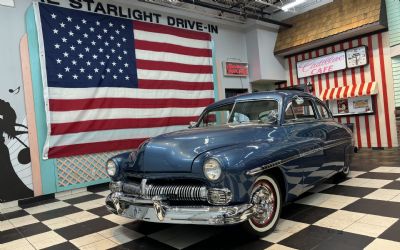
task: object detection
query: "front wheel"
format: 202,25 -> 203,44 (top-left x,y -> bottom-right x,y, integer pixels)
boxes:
242,175 -> 282,237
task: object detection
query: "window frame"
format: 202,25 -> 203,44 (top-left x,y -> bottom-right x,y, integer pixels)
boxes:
314,99 -> 334,120
283,97 -> 319,124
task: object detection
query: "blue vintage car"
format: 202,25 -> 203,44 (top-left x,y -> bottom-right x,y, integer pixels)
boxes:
105,90 -> 354,236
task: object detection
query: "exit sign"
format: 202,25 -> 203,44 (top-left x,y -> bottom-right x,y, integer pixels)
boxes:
223,61 -> 249,77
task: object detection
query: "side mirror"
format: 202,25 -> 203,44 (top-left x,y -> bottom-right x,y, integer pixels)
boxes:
293,96 -> 304,105
189,121 -> 197,128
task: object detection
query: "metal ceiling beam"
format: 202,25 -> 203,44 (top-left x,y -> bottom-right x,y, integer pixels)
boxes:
179,0 -> 293,27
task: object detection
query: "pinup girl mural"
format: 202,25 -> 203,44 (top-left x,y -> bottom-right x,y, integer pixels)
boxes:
0,99 -> 33,202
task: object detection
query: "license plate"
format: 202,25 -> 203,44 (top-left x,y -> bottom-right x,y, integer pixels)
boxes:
124,205 -> 148,219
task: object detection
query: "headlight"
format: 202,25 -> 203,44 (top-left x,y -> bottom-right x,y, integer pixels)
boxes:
203,158 -> 222,181
106,160 -> 117,177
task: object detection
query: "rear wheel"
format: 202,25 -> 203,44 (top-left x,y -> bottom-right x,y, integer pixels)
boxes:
336,149 -> 351,179
242,175 -> 282,237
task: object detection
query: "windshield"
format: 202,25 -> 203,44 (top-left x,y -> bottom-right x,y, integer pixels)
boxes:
198,103 -> 234,127
228,100 -> 279,124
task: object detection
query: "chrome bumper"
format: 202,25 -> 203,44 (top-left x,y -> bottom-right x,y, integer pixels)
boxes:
106,192 -> 255,225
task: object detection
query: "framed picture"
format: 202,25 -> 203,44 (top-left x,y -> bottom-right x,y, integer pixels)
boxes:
346,46 -> 368,68
337,99 -> 349,114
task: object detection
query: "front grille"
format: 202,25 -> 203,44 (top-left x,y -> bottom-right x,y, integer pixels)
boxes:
121,182 -> 208,202
146,185 -> 207,202
118,179 -> 231,205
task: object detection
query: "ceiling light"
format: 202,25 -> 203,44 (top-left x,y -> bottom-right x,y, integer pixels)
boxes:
282,0 -> 305,12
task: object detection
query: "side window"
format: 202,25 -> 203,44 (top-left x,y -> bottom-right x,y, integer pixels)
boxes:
285,98 -> 317,123
199,104 -> 233,127
316,101 -> 332,119
284,103 -> 296,122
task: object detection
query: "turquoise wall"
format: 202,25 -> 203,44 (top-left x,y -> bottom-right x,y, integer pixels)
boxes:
386,0 -> 400,108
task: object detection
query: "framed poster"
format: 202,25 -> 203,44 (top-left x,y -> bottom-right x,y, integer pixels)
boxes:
337,99 -> 349,114
346,46 -> 368,68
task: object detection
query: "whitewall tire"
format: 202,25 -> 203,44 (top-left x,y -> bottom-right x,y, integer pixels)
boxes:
242,175 -> 282,236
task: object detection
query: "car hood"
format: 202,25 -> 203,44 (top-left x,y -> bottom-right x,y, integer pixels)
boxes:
134,124 -> 277,173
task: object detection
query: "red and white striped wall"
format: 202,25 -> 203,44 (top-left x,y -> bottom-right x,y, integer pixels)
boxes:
283,32 -> 399,148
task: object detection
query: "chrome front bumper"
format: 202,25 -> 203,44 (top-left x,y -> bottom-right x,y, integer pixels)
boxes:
106,192 -> 255,225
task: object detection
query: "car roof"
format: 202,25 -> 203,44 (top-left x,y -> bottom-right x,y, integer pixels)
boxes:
205,90 -> 315,110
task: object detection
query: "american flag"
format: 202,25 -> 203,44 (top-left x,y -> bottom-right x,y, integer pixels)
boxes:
37,3 -> 214,159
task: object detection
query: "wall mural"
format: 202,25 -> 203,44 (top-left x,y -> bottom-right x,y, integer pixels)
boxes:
0,98 -> 33,202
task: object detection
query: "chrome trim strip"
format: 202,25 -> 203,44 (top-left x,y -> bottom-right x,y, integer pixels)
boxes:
246,138 -> 351,176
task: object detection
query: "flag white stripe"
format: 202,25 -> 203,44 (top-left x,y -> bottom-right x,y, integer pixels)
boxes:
50,125 -> 188,148
48,87 -> 214,100
50,107 -> 205,123
134,30 -> 210,49
137,69 -> 213,82
135,49 -> 212,66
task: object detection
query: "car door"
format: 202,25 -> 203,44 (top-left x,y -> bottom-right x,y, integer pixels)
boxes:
314,100 -> 349,174
282,97 -> 327,192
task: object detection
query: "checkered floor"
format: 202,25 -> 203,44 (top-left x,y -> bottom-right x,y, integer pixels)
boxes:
1,148 -> 400,250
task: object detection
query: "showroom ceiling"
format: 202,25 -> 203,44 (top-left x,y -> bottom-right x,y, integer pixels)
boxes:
142,0 -> 333,27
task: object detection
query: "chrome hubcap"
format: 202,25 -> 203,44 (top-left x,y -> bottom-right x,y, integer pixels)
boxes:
250,182 -> 276,227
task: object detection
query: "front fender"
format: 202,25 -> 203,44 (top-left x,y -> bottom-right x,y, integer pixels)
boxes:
191,140 -> 293,204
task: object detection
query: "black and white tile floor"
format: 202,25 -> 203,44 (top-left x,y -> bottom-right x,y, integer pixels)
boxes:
1,148 -> 400,250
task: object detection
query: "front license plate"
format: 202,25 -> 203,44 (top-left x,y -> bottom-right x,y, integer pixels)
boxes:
125,205 -> 149,219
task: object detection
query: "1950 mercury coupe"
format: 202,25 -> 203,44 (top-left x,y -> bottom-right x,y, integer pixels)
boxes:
105,90 -> 354,236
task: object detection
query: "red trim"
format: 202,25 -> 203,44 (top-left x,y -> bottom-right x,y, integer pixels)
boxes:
323,48 -> 330,89
358,82 -> 366,96
294,55 -> 299,86
138,80 -> 214,90
368,35 -> 381,147
48,138 -> 148,158
49,98 -> 214,111
365,115 -> 371,148
358,38 -> 366,84
288,57 -> 294,87
355,116 -> 362,148
316,50 -> 323,96
358,37 -> 370,148
135,40 -> 212,57
340,43 -> 347,86
136,59 -> 213,74
366,82 -> 373,95
308,51 -> 315,95
378,33 -> 392,147
332,46 -> 339,88
51,116 -> 199,135
133,20 -> 211,41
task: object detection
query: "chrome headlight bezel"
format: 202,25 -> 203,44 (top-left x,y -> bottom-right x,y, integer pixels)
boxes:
106,160 -> 118,177
203,158 -> 222,181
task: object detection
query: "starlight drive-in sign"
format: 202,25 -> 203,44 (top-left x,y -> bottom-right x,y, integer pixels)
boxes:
223,61 -> 249,77
296,51 -> 346,78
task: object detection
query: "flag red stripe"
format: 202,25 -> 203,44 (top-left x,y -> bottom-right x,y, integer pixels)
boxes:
49,98 -> 214,111
378,33 -> 392,147
133,20 -> 211,41
136,59 -> 213,74
135,40 -> 212,57
138,80 -> 214,90
51,116 -> 199,135
48,138 -> 148,158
